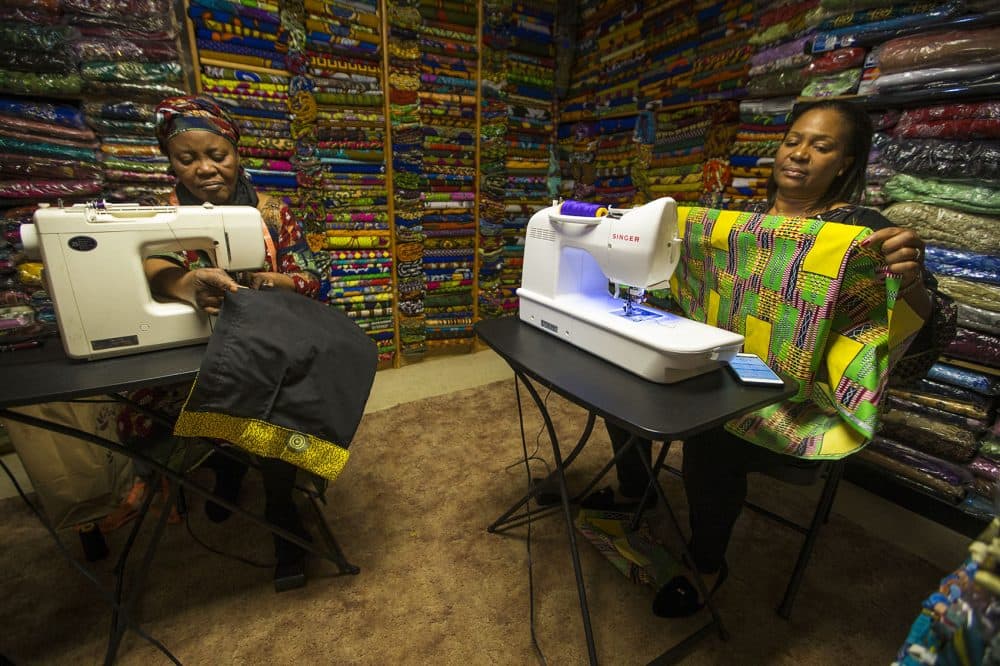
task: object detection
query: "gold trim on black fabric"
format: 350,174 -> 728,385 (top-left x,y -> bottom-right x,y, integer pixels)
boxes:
174,410 -> 350,481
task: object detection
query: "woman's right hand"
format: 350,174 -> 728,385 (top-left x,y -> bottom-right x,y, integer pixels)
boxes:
183,268 -> 239,315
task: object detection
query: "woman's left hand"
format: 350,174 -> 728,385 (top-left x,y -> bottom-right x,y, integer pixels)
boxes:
862,226 -> 925,288
249,271 -> 294,291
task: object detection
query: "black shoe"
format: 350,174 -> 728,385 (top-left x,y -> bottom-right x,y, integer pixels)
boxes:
652,560 -> 729,618
531,477 -> 562,507
270,506 -> 312,592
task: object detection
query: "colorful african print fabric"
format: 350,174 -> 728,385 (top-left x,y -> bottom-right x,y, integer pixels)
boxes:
671,207 -> 926,460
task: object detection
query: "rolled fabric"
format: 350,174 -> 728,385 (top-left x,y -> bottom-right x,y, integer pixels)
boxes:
935,275 -> 1000,313
881,139 -> 1000,182
924,245 -> 1000,286
957,303 -> 1000,336
981,441 -> 1000,461
927,361 -> 1000,396
892,384 -> 993,420
971,476 -> 997,500
870,435 -> 975,486
874,61 -> 1000,93
969,456 -> 1000,481
884,174 -> 1000,215
879,27 -> 1000,74
879,411 -> 980,463
962,492 -> 996,519
858,447 -> 965,503
945,328 -> 1000,369
886,394 -> 989,433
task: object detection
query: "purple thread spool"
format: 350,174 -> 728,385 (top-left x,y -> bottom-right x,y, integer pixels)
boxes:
560,200 -> 609,217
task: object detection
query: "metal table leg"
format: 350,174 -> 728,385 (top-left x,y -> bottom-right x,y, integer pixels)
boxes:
513,372 -> 599,666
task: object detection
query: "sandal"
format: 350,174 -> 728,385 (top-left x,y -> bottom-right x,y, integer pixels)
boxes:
652,560 -> 729,618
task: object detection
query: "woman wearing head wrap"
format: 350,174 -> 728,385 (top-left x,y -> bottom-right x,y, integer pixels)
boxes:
147,94 -> 320,310
139,94 -> 320,588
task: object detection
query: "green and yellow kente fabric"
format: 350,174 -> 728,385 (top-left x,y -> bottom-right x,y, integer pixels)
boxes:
671,207 -> 925,460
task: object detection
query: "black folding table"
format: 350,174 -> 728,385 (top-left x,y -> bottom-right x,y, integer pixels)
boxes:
0,339 -> 358,664
475,317 -> 797,665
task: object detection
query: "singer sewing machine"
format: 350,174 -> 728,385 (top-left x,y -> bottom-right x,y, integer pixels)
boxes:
21,201 -> 265,360
517,197 -> 745,383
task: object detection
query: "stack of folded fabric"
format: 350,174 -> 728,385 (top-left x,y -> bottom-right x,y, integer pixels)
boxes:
477,0 -> 510,320
859,366 -> 999,518
498,2 -> 557,315
855,99 -> 1000,519
745,1 -> 816,102
698,101 -> 740,207
686,1 -> 754,106
0,97 -> 103,206
66,0 -> 184,203
868,24 -> 1000,102
68,0 -> 184,100
584,0 -> 640,205
84,100 -> 172,203
387,0 -> 426,358
2,208 -> 58,349
726,97 -> 793,209
0,6 -> 82,98
636,2 -> 697,110
189,0 -> 296,204
558,0 -> 639,204
645,103 -> 712,204
299,0 -> 393,364
414,0 -> 479,351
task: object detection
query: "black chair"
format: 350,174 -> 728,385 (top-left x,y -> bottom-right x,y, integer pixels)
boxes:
652,452 -> 846,619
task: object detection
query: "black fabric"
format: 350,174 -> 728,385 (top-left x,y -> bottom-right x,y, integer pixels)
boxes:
174,169 -> 259,208
185,287 -> 377,447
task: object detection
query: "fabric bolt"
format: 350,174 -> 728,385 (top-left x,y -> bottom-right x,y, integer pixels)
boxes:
886,394 -> 989,433
957,303 -> 1000,336
935,276 -> 1000,314
893,381 -> 994,420
856,448 -> 966,504
880,410 -> 980,463
927,361 -> 1000,397
924,246 -> 1000,286
946,328 -> 1000,369
874,61 -> 1000,93
885,174 -> 1000,216
879,27 -> 1000,74
869,435 -> 974,487
882,202 -> 1000,256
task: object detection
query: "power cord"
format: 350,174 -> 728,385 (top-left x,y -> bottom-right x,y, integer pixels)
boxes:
0,457 -> 181,665
183,507 -> 274,569
514,377 -> 550,666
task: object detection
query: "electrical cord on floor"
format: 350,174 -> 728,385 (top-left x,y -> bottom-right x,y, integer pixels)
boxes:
0,457 -> 181,665
514,378 -> 549,666
504,387 -> 551,481
183,508 -> 274,569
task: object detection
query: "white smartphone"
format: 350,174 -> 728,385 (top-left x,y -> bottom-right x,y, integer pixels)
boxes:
726,353 -> 785,386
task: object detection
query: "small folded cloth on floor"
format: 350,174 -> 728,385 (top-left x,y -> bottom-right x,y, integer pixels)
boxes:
575,508 -> 683,588
173,288 -> 377,481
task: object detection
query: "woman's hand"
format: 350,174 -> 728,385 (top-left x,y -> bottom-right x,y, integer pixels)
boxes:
248,271 -> 294,291
185,268 -> 240,315
862,226 -> 925,288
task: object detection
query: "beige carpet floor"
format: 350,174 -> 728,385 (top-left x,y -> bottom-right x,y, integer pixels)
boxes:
1,379 -> 946,665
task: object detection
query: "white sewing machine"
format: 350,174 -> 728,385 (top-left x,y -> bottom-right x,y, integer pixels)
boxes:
517,197 -> 745,383
21,201 -> 265,360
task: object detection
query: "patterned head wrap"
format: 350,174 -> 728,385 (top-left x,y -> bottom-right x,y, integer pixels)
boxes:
154,95 -> 240,153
